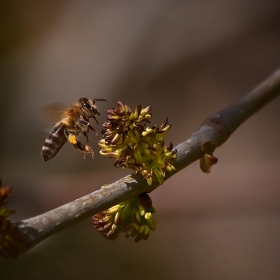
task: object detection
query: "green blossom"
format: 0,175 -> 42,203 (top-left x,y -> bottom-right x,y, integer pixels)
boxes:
0,179 -> 27,258
0,180 -> 15,221
99,101 -> 177,185
93,193 -> 157,242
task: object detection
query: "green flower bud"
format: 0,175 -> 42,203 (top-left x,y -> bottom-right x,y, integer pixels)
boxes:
93,193 -> 157,242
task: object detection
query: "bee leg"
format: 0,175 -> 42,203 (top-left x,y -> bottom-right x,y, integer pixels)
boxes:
77,119 -> 98,136
77,119 -> 89,129
88,124 -> 98,136
64,130 -> 94,159
83,131 -> 89,142
92,115 -> 99,125
74,140 -> 94,159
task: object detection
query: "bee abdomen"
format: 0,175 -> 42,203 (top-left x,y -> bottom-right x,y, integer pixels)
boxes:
42,124 -> 67,162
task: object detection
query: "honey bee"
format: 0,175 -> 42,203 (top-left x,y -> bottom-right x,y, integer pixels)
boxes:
41,97 -> 107,162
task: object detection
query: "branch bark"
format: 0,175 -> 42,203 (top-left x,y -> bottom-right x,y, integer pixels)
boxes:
14,69 -> 280,253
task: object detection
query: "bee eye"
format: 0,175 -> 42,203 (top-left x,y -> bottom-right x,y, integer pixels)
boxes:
82,102 -> 92,111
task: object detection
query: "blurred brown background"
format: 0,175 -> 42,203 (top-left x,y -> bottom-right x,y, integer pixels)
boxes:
1,1 -> 280,279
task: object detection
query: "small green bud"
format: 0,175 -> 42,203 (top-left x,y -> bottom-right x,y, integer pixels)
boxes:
93,193 -> 157,242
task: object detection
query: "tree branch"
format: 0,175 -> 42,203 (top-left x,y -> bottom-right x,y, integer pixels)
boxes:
14,68 -> 280,253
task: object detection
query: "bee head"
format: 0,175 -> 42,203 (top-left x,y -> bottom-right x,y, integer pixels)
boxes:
79,97 -> 108,118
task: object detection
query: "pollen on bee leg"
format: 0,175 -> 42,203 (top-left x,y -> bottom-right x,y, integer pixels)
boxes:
68,134 -> 78,145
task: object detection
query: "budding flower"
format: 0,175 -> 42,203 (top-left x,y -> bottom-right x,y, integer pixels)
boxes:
142,127 -> 154,137
140,105 -> 151,116
0,182 -> 14,219
93,193 -> 157,242
0,179 -> 28,258
146,176 -> 153,186
99,101 -> 177,186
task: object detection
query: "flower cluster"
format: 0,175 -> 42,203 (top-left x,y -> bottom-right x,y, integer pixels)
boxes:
93,193 -> 157,242
0,181 -> 15,220
99,101 -> 177,185
0,179 -> 27,258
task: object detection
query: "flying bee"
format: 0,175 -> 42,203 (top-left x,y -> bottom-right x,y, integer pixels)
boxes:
41,97 -> 108,162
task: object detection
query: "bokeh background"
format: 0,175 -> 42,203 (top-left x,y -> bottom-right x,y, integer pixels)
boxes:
1,1 -> 280,279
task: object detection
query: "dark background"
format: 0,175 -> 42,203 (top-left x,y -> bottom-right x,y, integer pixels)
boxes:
1,1 -> 280,279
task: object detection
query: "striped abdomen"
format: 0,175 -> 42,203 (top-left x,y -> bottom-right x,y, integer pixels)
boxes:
41,123 -> 67,161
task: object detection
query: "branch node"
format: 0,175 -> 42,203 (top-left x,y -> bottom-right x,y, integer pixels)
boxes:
200,141 -> 218,174
204,114 -> 230,144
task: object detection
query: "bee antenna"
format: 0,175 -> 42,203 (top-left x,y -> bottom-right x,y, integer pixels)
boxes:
93,99 -> 108,102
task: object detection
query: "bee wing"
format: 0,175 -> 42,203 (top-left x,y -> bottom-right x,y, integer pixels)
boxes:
40,102 -> 67,124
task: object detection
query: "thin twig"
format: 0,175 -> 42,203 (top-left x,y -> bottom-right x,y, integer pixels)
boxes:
15,69 -> 280,253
